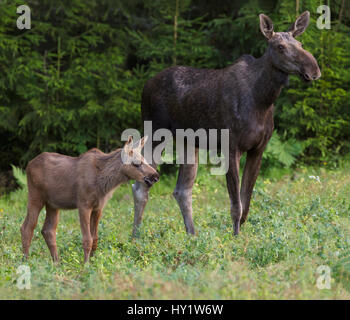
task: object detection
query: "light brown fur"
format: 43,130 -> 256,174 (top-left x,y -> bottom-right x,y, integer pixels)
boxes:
20,136 -> 159,263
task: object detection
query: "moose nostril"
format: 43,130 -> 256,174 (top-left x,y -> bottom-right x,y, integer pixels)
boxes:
144,177 -> 152,187
304,73 -> 312,80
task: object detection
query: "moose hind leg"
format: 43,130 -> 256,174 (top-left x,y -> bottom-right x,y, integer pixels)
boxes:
173,149 -> 199,235
226,152 -> 242,235
41,205 -> 60,262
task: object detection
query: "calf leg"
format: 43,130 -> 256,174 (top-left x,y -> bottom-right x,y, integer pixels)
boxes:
21,195 -> 44,259
226,151 -> 242,235
240,149 -> 264,225
173,148 -> 198,235
41,205 -> 60,262
90,209 -> 102,257
78,206 -> 93,263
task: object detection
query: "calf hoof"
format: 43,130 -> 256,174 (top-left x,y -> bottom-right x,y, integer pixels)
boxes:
186,228 -> 196,236
132,227 -> 142,239
90,250 -> 97,258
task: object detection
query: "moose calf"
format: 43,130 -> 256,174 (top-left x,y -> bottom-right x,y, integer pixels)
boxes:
20,136 -> 159,263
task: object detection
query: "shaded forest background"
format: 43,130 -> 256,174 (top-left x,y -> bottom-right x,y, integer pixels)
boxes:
0,0 -> 349,175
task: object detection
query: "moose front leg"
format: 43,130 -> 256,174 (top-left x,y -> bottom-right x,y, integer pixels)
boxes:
132,181 -> 150,238
173,148 -> 198,235
78,206 -> 93,263
240,148 -> 264,225
132,159 -> 159,238
90,209 -> 103,257
226,151 -> 242,235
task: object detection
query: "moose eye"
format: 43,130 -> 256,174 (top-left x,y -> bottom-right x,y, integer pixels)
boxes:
278,44 -> 285,52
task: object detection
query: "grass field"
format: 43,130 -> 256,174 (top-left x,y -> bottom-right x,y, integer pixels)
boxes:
0,162 -> 350,299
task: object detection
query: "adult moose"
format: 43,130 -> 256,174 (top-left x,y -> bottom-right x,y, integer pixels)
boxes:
132,12 -> 321,237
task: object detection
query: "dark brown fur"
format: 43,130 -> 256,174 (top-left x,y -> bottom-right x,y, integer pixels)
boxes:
132,12 -> 321,236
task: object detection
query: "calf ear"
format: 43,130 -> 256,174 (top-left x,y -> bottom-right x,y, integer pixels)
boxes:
259,14 -> 274,40
123,136 -> 134,156
138,136 -> 148,150
288,11 -> 310,37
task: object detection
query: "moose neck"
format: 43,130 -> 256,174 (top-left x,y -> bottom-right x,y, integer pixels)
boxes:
252,51 -> 289,109
96,149 -> 128,195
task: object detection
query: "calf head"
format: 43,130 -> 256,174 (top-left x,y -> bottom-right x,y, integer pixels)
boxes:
121,136 -> 159,187
259,11 -> 321,82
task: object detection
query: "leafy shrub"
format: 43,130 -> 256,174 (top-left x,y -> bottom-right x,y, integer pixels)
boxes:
0,0 -> 349,172
263,132 -> 304,169
10,165 -> 26,189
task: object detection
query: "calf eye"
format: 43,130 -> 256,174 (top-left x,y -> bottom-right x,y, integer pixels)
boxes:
278,44 -> 285,51
132,162 -> 141,168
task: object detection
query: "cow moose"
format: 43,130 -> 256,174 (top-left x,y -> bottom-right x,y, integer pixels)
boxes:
131,12 -> 321,236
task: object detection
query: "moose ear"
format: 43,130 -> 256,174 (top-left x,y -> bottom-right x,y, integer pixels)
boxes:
138,136 -> 148,151
259,14 -> 274,40
123,136 -> 134,155
288,11 -> 310,37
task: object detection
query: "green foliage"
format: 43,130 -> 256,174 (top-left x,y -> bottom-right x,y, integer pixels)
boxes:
263,132 -> 304,168
0,0 -> 349,171
10,165 -> 26,189
0,0 -> 146,168
0,162 -> 349,298
127,13 -> 220,73
334,253 -> 350,293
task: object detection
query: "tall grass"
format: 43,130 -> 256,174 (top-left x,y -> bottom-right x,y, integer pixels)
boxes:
0,162 -> 349,299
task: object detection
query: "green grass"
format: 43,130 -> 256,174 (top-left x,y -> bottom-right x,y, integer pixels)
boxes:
0,162 -> 350,299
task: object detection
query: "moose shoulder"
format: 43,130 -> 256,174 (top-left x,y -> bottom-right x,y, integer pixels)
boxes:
132,11 -> 321,237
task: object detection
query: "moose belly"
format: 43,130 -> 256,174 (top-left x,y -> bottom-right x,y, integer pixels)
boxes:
46,191 -> 77,210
